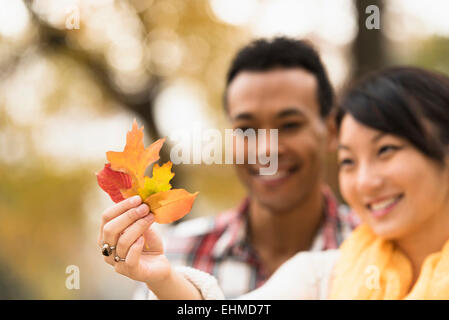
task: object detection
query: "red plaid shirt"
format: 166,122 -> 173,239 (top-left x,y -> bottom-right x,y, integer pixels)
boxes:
134,186 -> 358,299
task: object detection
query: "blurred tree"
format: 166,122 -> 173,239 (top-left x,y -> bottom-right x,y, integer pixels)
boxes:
353,0 -> 387,79
24,0 -> 162,146
21,0 -> 249,187
0,0 -> 249,298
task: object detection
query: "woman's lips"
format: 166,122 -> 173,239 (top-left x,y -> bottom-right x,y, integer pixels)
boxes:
366,194 -> 404,218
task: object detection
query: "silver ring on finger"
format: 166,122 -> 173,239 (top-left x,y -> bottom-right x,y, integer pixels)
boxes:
101,243 -> 116,257
114,255 -> 125,262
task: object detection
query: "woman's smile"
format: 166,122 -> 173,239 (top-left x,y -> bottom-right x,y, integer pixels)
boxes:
365,193 -> 404,218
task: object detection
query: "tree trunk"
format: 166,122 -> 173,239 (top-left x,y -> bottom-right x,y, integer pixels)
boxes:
353,0 -> 386,80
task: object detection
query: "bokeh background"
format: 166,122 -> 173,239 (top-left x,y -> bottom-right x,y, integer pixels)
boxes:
0,0 -> 448,299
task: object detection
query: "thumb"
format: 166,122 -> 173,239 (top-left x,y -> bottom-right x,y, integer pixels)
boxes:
143,225 -> 164,254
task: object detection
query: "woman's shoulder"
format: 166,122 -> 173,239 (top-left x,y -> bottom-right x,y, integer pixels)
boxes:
240,249 -> 340,300
282,249 -> 340,285
291,249 -> 340,271
279,249 -> 340,299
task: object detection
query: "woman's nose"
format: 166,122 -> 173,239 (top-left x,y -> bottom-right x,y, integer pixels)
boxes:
356,163 -> 384,195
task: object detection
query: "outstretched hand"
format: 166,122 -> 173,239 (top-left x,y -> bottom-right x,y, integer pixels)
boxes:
98,195 -> 172,286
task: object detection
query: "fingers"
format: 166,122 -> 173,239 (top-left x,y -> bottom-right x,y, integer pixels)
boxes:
104,195 -> 142,222
125,236 -> 145,270
98,195 -> 142,247
115,213 -> 155,260
103,213 -> 153,267
142,226 -> 164,254
114,236 -> 145,279
98,195 -> 142,245
102,203 -> 150,248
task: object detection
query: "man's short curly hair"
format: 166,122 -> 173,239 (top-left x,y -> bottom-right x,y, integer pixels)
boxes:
224,37 -> 334,118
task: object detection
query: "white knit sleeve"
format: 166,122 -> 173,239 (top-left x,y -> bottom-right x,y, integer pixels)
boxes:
176,266 -> 225,300
237,250 -> 340,300
142,251 -> 338,300
144,266 -> 225,300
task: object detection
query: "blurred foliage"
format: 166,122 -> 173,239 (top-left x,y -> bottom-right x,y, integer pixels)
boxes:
0,0 -> 249,299
0,160 -> 92,298
408,36 -> 449,75
1,0 -> 448,299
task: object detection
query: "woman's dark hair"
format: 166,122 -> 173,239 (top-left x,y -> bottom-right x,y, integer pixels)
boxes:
224,37 -> 334,118
336,66 -> 449,163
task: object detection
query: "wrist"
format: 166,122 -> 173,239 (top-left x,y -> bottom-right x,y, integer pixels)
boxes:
145,264 -> 174,293
145,266 -> 203,300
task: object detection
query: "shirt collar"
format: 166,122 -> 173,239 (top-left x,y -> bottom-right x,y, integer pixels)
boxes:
212,198 -> 249,259
310,185 -> 341,250
212,186 -> 342,259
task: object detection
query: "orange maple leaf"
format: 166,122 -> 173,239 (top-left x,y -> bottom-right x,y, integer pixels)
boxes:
96,119 -> 198,224
145,189 -> 199,224
107,119 -> 165,193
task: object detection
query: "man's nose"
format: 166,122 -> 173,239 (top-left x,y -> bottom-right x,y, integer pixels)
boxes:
256,129 -> 281,158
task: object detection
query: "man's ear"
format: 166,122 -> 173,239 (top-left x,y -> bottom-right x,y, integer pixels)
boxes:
325,113 -> 338,152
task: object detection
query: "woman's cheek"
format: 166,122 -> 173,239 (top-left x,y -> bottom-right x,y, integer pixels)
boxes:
340,173 -> 355,208
340,172 -> 365,222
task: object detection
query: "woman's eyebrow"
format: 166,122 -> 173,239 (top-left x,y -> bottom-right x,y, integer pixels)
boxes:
338,133 -> 386,150
372,132 -> 386,143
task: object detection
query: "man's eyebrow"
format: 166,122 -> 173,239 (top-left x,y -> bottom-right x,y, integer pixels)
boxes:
233,108 -> 305,120
337,144 -> 350,150
233,112 -> 254,121
276,108 -> 305,118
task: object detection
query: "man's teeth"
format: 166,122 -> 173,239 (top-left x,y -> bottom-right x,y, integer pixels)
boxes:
257,171 -> 288,180
370,196 -> 400,211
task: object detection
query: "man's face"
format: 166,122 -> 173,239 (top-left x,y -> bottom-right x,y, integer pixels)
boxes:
226,68 -> 331,212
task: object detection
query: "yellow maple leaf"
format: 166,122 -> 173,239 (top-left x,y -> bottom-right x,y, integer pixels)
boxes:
97,119 -> 199,224
138,161 -> 175,200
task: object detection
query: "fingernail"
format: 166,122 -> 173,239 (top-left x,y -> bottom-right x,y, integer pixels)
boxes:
130,195 -> 141,205
144,214 -> 154,222
137,204 -> 149,215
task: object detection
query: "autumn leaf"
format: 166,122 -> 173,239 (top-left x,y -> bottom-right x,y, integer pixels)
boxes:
138,161 -> 175,200
145,189 -> 199,224
96,163 -> 132,202
96,119 -> 198,224
106,119 -> 165,193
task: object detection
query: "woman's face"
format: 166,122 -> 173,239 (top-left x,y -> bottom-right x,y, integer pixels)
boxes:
338,114 -> 449,240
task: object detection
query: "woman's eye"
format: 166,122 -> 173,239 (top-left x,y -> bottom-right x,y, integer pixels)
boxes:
338,158 -> 354,168
378,145 -> 401,156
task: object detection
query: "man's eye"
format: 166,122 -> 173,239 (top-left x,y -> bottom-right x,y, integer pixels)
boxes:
235,127 -> 254,134
378,145 -> 401,156
280,122 -> 302,131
